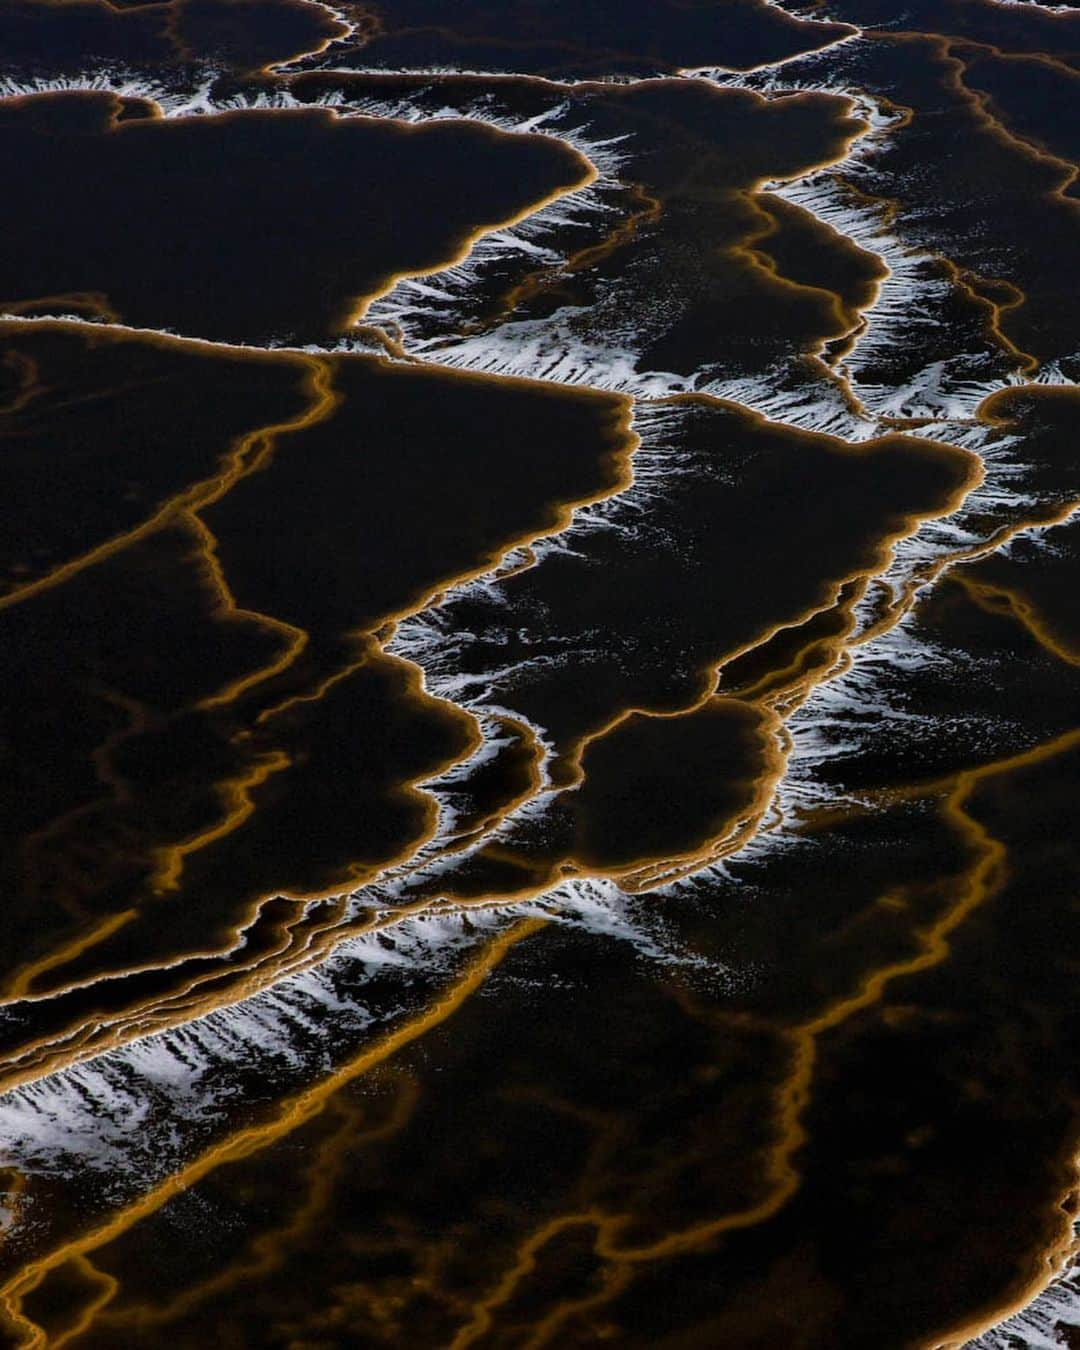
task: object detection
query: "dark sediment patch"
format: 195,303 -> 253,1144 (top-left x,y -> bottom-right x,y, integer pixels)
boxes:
954,42 -> 1080,173
958,519 -> 1080,666
568,698 -> 779,878
751,191 -> 886,350
0,320 -> 635,1086
0,0 -> 347,80
168,0 -> 349,70
0,320 -> 316,601
0,90 -> 590,344
805,0 -> 1080,65
338,0 -> 854,78
424,398 -> 976,780
201,351 -> 634,637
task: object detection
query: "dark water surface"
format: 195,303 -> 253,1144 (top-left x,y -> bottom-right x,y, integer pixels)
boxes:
0,1 -> 1078,1347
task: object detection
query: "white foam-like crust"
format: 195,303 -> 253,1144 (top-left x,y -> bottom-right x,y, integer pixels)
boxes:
965,1255 -> 1080,1348
0,878 -> 708,1189
964,0 -> 1079,11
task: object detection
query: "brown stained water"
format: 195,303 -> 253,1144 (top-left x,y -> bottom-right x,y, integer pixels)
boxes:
0,1 -> 1078,1347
